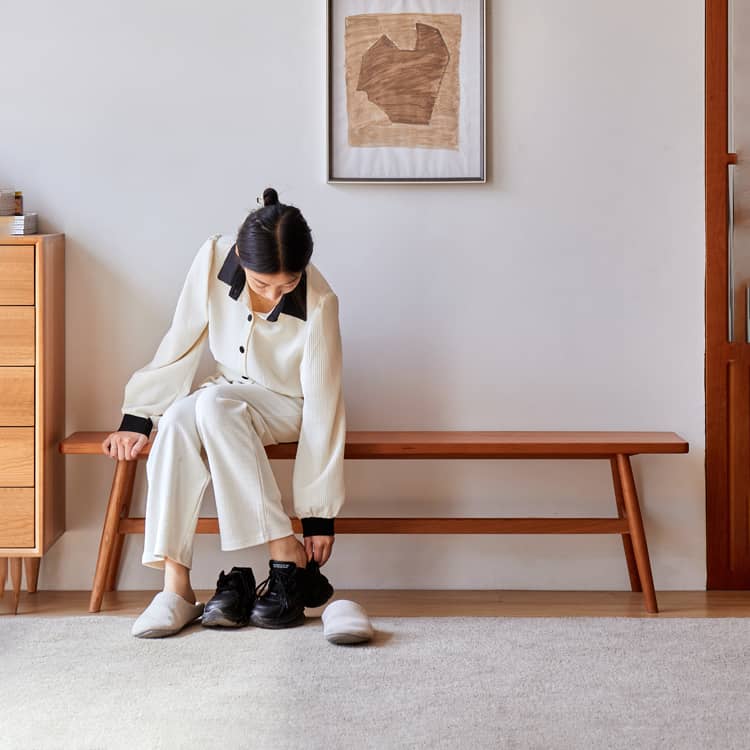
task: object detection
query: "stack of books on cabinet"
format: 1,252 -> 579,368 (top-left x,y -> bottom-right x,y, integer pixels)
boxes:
0,214 -> 38,235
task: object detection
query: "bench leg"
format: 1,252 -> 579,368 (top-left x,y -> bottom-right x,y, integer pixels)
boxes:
105,465 -> 138,593
615,454 -> 658,614
610,457 -> 641,592
89,459 -> 138,613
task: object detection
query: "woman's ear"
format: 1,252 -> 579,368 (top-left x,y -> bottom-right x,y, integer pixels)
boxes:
235,245 -> 239,257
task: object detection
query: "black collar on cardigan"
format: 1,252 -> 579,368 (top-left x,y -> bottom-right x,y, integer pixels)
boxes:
217,242 -> 307,322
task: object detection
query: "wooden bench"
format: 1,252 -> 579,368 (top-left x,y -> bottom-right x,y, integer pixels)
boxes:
59,430 -> 689,615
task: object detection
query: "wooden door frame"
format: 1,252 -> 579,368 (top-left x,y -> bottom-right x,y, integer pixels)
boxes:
705,0 -> 746,587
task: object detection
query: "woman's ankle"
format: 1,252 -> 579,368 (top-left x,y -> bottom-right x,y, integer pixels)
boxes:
163,557 -> 195,602
268,535 -> 307,568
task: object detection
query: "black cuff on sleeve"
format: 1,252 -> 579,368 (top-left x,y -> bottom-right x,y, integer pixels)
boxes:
118,413 -> 153,437
301,517 -> 335,537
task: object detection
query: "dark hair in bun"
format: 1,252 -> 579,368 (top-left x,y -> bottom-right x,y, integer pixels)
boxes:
236,187 -> 313,274
262,187 -> 279,206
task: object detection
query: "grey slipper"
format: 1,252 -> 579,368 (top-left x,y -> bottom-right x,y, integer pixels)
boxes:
321,599 -> 374,644
131,590 -> 205,638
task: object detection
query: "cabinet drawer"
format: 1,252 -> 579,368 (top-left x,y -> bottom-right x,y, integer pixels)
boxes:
0,246 -> 34,305
0,488 -> 34,547
0,367 -> 34,425
0,428 -> 34,485
0,307 -> 34,365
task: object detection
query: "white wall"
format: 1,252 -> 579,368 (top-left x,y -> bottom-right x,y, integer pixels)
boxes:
0,0 -> 706,591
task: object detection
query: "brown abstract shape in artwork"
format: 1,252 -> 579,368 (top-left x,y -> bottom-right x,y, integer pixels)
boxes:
356,23 -> 450,126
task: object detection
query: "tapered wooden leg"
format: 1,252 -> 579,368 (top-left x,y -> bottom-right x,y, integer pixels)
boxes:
89,459 -> 138,613
610,457 -> 641,592
10,557 -> 22,614
0,557 -> 7,599
105,530 -> 126,593
24,557 -> 40,593
105,468 -> 138,592
616,454 -> 658,613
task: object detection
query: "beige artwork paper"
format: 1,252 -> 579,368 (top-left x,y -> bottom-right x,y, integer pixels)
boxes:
345,13 -> 461,150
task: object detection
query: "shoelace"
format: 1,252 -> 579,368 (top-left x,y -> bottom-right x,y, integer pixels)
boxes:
255,568 -> 301,611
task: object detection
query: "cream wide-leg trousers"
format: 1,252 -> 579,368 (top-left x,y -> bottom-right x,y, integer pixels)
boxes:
141,379 -> 304,570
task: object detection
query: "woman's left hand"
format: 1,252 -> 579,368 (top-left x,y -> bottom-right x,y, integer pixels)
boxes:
304,535 -> 335,565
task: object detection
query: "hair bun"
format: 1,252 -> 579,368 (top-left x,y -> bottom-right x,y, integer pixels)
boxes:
262,187 -> 279,207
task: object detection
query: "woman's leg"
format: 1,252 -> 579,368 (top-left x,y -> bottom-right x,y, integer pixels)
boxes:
142,389 -> 211,601
193,382 -> 334,628
194,382 -> 303,554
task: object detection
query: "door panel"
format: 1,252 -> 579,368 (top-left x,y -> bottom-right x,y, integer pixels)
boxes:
706,0 -> 750,587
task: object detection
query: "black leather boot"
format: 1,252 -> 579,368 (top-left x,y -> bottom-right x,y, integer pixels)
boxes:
249,560 -> 306,629
201,566 -> 256,628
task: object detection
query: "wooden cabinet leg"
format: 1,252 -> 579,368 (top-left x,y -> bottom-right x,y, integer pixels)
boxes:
24,557 -> 40,593
89,459 -> 138,613
10,557 -> 22,614
0,557 -> 6,599
610,457 -> 641,592
616,454 -> 658,614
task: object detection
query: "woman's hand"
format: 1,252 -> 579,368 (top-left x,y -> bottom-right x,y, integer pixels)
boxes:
101,430 -> 149,461
304,535 -> 334,565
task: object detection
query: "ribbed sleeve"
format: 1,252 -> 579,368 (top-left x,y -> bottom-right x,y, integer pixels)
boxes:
119,237 -> 213,428
292,291 -> 346,521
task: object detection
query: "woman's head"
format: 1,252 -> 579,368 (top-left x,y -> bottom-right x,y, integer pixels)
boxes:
236,188 -> 313,273
235,187 -> 312,306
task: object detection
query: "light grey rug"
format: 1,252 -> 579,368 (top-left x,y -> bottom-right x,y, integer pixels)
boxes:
2,615 -> 750,750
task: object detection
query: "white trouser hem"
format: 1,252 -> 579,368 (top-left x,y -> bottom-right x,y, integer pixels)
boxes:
220,532 -> 290,552
142,552 -> 193,571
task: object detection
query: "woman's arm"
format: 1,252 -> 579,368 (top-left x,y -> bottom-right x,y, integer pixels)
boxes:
117,236 -> 214,436
292,291 -> 347,537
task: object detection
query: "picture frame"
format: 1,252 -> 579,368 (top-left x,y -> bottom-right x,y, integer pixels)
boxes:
326,0 -> 486,183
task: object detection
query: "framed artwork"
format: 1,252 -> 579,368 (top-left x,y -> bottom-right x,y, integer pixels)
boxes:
326,0 -> 486,183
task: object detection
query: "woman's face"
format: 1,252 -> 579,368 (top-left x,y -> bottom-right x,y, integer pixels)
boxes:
245,269 -> 302,305
235,247 -> 302,305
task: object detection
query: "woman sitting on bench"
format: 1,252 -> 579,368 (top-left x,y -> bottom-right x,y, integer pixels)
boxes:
101,187 -> 346,637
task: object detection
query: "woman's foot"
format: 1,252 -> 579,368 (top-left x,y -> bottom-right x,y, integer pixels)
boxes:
131,591 -> 204,638
249,560 -> 306,629
163,583 -> 197,605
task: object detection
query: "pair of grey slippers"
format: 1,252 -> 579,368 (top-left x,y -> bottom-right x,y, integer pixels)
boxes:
131,590 -> 374,644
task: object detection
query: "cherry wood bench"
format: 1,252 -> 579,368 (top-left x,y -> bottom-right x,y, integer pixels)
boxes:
59,430 -> 689,614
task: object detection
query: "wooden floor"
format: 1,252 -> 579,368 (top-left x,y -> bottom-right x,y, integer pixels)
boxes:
3,590 -> 750,618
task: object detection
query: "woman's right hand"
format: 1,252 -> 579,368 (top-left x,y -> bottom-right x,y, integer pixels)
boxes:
101,431 -> 149,461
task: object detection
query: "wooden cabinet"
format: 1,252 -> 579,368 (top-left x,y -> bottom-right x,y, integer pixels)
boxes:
0,235 -> 65,613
